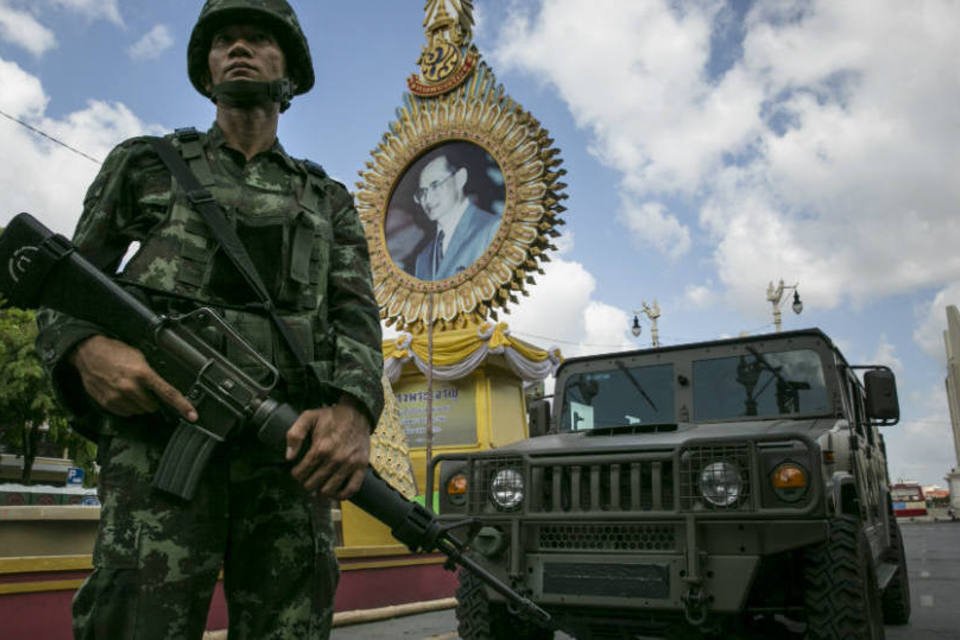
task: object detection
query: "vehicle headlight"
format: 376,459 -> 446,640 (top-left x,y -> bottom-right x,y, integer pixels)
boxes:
699,461 -> 743,507
490,469 -> 524,510
771,462 -> 808,502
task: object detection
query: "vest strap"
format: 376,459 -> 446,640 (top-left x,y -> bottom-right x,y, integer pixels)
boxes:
174,127 -> 215,187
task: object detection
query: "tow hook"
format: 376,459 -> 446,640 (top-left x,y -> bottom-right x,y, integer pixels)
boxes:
682,585 -> 710,626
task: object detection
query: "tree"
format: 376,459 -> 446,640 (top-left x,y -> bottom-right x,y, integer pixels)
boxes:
0,303 -> 96,484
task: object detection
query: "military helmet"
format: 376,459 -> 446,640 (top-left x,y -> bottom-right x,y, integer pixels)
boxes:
187,0 -> 315,99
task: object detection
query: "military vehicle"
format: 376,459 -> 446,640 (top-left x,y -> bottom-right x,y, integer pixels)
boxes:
431,329 -> 909,639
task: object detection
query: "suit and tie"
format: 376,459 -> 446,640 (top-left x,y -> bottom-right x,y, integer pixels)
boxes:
414,203 -> 500,281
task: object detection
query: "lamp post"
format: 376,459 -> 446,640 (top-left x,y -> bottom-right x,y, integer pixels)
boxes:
766,280 -> 803,332
631,300 -> 662,347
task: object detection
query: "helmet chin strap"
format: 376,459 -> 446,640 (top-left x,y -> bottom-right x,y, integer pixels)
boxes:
210,78 -> 294,112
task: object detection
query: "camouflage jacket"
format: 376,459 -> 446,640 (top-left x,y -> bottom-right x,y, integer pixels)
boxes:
36,124 -> 384,435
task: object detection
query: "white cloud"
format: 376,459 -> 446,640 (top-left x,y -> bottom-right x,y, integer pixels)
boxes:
0,57 -> 161,236
128,24 -> 173,61
700,170 -> 845,315
684,283 -> 717,309
868,334 -> 904,378
884,385 -> 956,486
46,0 -> 122,25
913,283 -> 960,361
0,58 -> 48,117
507,258 -> 595,345
619,199 -> 691,260
0,2 -> 56,56
552,228 -> 575,256
506,256 -> 634,358
492,0 -> 960,313
493,0 -> 759,194
582,301 -> 635,354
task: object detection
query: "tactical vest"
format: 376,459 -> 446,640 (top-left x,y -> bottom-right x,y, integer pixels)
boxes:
119,127 -> 337,401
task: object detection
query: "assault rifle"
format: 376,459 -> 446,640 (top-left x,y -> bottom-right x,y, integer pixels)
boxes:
0,212 -> 551,627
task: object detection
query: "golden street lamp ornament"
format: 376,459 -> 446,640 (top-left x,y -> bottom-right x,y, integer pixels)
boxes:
767,279 -> 803,332
357,0 -> 568,333
631,300 -> 661,347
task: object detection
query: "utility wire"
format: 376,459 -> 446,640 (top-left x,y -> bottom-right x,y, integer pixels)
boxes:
512,322 -> 784,351
509,329 -> 630,350
510,329 -> 680,350
0,107 -> 102,165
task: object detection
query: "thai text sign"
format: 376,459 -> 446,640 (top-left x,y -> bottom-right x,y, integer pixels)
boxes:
394,379 -> 476,447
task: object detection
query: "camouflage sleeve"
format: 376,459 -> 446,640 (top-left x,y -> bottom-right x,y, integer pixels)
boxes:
35,138 -> 165,420
321,181 -> 384,429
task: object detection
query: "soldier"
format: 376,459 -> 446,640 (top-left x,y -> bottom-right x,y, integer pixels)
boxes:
35,1 -> 383,638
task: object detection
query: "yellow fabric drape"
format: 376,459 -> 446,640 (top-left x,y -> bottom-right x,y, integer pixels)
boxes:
382,322 -> 560,383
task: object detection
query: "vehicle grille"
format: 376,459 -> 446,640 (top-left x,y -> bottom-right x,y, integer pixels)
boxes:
537,523 -> 676,551
532,459 -> 676,513
466,444 -> 758,514
542,561 -> 671,599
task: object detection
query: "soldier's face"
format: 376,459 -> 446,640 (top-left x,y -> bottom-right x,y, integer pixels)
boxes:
207,23 -> 286,87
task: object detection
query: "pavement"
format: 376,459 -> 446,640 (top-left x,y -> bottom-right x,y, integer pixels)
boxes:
205,513 -> 960,639
896,505 -> 958,525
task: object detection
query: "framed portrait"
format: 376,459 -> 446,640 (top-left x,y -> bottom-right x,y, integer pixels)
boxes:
355,64 -> 567,331
385,141 -> 506,281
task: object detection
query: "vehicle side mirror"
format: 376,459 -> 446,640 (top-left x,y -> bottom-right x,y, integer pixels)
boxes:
864,368 -> 899,425
527,399 -> 551,437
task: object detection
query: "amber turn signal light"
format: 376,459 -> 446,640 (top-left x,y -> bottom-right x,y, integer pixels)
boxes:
447,474 -> 468,495
771,463 -> 808,502
446,473 -> 468,507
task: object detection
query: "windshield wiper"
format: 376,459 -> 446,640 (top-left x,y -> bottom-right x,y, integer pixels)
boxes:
745,346 -> 811,414
614,359 -> 658,412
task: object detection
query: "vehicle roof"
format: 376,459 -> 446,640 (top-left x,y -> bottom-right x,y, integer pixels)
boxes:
555,327 -> 841,377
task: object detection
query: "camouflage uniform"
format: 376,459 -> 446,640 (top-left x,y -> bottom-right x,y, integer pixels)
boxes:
36,122 -> 383,639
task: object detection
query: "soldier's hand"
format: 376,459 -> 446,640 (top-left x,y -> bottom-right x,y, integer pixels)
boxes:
70,335 -> 198,422
286,396 -> 370,499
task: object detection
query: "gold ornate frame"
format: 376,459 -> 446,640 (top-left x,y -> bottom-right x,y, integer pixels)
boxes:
356,64 -> 567,333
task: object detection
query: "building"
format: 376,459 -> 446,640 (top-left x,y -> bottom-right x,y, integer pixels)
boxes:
943,305 -> 960,509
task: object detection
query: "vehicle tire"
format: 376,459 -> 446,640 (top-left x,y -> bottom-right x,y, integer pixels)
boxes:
456,570 -> 554,640
802,515 -> 885,640
881,515 -> 911,624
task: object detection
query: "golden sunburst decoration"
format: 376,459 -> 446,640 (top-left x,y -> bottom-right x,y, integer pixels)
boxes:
356,2 -> 567,333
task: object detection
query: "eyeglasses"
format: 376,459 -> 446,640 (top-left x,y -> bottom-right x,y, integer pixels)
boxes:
413,171 -> 455,204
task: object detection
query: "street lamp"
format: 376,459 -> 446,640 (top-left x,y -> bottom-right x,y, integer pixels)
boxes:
631,300 -> 662,347
766,280 -> 803,332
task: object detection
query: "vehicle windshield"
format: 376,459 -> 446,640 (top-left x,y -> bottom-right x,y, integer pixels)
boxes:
559,362 -> 675,431
891,486 -> 923,501
693,348 -> 829,421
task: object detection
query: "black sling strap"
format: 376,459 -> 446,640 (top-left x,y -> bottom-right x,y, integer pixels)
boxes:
146,135 -> 311,370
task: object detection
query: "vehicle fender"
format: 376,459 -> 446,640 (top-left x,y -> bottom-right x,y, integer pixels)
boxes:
828,471 -> 859,517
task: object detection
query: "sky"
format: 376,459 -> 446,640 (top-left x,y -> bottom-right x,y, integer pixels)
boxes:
0,0 -> 957,486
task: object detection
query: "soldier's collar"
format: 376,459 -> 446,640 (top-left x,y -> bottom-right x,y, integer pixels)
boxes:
206,122 -> 297,170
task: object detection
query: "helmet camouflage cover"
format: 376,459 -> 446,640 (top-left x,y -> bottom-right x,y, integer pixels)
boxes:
188,0 -> 315,98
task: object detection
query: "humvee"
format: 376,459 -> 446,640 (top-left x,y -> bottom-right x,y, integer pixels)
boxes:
431,329 -> 909,639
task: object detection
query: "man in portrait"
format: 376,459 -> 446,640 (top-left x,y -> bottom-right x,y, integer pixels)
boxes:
412,150 -> 500,281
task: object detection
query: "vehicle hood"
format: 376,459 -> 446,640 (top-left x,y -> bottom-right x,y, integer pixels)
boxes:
494,418 -> 838,456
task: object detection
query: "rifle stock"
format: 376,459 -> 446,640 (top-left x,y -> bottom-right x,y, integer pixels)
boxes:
0,212 -> 554,628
